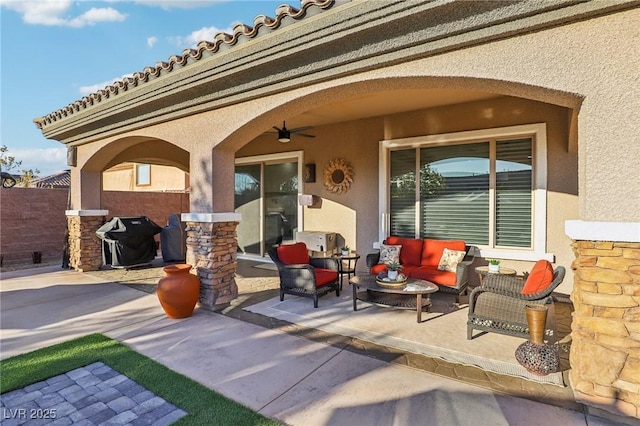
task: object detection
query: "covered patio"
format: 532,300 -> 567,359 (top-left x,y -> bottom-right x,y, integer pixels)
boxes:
75,258 -> 580,409
76,256 -> 579,410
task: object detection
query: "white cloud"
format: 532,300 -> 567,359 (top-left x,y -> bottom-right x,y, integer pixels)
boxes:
68,7 -> 127,27
9,147 -> 67,175
170,24 -> 237,49
0,0 -> 126,27
130,0 -> 226,10
147,36 -> 158,48
79,74 -> 134,96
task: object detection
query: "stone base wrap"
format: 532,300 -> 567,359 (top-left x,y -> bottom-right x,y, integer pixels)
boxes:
66,210 -> 108,272
567,221 -> 640,421
183,213 -> 241,307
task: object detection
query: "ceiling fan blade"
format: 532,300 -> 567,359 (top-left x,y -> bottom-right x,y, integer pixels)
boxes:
297,133 -> 316,138
289,126 -> 313,133
272,126 -> 282,131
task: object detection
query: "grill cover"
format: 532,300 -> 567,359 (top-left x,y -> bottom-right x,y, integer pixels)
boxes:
96,216 -> 161,268
160,214 -> 186,262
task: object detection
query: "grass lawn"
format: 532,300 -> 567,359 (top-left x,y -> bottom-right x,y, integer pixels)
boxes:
0,333 -> 281,425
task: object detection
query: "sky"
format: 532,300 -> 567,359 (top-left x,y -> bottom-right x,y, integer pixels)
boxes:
0,0 -> 287,176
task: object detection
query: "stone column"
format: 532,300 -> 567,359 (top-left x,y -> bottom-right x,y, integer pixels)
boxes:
566,220 -> 640,421
66,210 -> 108,272
182,213 -> 241,307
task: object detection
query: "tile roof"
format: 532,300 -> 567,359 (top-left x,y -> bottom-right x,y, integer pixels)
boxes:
33,0 -> 337,130
32,170 -> 71,188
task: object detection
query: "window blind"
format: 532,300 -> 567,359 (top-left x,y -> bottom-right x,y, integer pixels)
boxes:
389,149 -> 416,238
495,139 -> 532,247
420,143 -> 490,245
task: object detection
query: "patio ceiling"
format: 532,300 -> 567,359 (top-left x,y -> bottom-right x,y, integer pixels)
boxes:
272,88 -> 501,130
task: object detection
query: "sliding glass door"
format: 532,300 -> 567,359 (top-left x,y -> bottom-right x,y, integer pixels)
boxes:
235,155 -> 300,257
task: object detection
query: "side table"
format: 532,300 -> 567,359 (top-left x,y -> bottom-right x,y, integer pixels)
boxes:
334,252 -> 360,289
475,265 -> 517,284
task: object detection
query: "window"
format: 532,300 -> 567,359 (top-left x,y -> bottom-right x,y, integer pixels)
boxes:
136,164 -> 151,186
380,124 -> 550,261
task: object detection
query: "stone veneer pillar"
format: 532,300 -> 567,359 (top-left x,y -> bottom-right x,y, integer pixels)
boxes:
182,213 -> 241,307
566,220 -> 640,421
66,210 -> 108,272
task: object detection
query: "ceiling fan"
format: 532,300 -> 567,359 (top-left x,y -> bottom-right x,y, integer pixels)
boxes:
272,121 -> 315,143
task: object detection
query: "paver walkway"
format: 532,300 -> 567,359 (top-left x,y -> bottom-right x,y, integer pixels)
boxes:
0,362 -> 185,426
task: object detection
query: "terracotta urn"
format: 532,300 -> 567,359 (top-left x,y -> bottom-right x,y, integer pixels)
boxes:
157,264 -> 200,319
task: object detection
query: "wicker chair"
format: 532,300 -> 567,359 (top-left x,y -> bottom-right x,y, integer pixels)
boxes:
467,266 -> 565,340
268,242 -> 340,308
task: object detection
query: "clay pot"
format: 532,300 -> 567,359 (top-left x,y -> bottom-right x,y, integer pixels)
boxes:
157,264 -> 200,319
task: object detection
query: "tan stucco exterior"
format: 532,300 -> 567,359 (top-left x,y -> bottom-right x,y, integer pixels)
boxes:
102,162 -> 189,192
35,1 -> 640,420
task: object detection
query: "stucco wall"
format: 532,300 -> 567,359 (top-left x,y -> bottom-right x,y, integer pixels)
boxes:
393,8 -> 639,222
237,96 -> 577,293
103,163 -> 189,192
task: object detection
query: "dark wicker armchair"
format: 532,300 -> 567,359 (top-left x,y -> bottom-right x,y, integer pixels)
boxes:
268,242 -> 340,308
467,265 -> 565,340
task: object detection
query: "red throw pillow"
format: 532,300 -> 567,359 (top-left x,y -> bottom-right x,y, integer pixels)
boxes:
277,242 -> 310,265
522,260 -> 554,295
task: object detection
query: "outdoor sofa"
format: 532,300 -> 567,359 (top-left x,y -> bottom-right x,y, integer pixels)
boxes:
366,236 -> 479,301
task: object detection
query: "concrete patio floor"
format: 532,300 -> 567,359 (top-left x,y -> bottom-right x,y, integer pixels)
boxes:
0,259 -> 628,425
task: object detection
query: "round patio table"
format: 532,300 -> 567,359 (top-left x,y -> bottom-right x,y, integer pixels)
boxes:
334,251 -> 360,289
350,275 -> 438,323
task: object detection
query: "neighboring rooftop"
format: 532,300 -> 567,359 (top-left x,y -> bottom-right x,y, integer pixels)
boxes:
32,170 -> 71,188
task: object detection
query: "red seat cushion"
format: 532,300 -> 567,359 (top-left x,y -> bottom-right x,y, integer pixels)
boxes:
370,263 -> 419,276
277,242 -> 310,265
370,264 -> 387,275
386,236 -> 423,266
315,268 -> 338,286
421,239 -> 466,267
522,260 -> 554,295
411,266 -> 457,286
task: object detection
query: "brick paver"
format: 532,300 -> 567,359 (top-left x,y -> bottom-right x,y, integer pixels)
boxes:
0,363 -> 186,425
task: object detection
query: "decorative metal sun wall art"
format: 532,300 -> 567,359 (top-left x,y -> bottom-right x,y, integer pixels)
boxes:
323,158 -> 354,194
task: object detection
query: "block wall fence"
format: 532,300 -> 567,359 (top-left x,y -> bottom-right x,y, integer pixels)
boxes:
0,188 -> 189,266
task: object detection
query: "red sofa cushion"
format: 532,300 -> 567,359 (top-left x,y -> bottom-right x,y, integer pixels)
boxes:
421,239 -> 466,267
370,264 -> 387,275
370,263 -> 419,276
411,266 -> 458,286
277,242 -> 310,265
522,260 -> 554,295
386,236 -> 423,266
315,268 -> 338,286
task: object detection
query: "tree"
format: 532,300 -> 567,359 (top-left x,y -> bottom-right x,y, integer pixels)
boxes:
0,145 -> 40,187
390,163 -> 446,198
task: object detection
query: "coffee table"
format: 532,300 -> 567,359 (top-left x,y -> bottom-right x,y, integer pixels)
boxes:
350,275 -> 439,323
